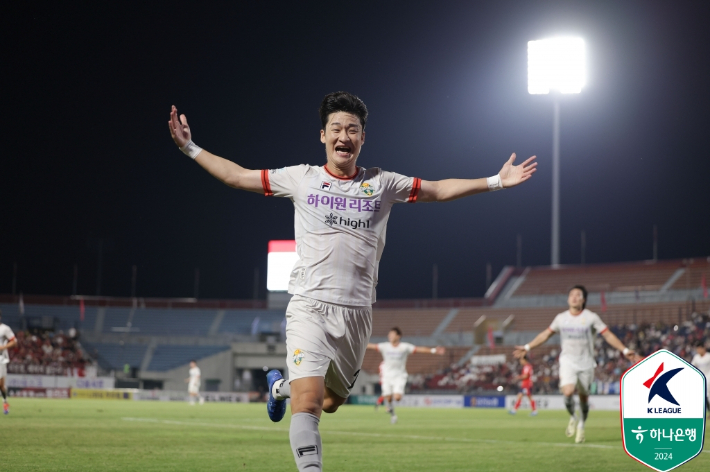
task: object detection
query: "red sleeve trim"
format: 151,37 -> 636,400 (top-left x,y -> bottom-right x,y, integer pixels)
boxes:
261,170 -> 273,196
407,177 -> 421,203
599,326 -> 609,335
547,327 -> 556,333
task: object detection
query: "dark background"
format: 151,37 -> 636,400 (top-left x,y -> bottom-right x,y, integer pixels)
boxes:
2,1 -> 708,300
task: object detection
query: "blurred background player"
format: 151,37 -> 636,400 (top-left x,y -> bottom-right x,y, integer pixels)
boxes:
509,354 -> 537,416
367,327 -> 444,424
185,360 -> 204,405
0,309 -> 17,415
514,285 -> 636,443
691,341 -> 710,412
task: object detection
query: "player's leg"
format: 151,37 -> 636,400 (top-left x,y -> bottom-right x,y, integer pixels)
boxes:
388,378 -> 406,424
510,392 -> 523,414
289,376 -> 325,471
0,370 -> 8,414
560,364 -> 579,437
527,392 -> 538,415
574,369 -> 593,443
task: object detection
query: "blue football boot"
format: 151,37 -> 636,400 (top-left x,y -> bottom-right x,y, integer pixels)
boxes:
266,369 -> 286,422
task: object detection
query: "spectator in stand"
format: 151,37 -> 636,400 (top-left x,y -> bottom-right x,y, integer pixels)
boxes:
8,329 -> 94,376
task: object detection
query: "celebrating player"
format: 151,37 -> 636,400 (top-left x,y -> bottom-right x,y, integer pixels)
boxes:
514,285 -> 636,443
169,92 -> 537,471
508,354 -> 537,416
0,309 -> 17,415
185,360 -> 204,405
366,327 -> 445,424
691,341 -> 710,412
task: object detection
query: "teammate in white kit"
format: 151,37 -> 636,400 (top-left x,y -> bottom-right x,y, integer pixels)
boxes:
514,286 -> 636,443
0,310 -> 17,415
367,327 -> 444,424
185,360 -> 204,405
169,92 -> 537,471
691,341 -> 710,412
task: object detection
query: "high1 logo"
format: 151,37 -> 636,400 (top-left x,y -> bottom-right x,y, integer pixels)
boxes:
324,213 -> 371,229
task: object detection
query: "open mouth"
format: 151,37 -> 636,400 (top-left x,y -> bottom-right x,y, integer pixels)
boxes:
335,146 -> 351,157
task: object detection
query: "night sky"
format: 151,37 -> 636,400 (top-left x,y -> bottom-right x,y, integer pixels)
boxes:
3,1 -> 709,300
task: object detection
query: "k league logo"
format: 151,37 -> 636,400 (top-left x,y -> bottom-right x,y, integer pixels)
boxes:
621,349 -> 706,472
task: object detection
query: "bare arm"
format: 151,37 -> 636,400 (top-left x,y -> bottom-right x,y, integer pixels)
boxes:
418,153 -> 537,202
513,328 -> 554,359
168,106 -> 263,192
0,339 -> 16,351
366,343 -> 379,351
601,330 -> 637,361
414,346 -> 446,355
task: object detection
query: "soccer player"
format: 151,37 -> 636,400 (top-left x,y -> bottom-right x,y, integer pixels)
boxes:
691,341 -> 710,412
0,309 -> 17,414
508,354 -> 537,416
366,327 -> 445,424
185,360 -> 204,405
514,285 -> 636,443
168,92 -> 537,471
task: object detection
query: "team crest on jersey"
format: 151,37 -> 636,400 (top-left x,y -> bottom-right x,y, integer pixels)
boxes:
359,182 -> 374,196
293,349 -> 305,366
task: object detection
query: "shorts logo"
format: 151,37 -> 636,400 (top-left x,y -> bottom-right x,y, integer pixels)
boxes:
293,349 -> 304,366
360,182 -> 374,196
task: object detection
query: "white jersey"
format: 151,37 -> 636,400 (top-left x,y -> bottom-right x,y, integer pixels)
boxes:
0,324 -> 16,365
377,342 -> 416,377
691,352 -> 710,379
189,366 -> 201,384
262,165 -> 420,306
548,309 -> 607,371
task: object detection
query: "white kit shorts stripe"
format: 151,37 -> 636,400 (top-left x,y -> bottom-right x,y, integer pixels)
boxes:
285,295 -> 372,399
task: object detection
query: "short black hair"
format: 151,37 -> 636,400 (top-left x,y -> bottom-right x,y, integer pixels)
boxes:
319,91 -> 368,130
695,341 -> 706,348
390,327 -> 402,336
190,359 -> 196,364
570,285 -> 588,309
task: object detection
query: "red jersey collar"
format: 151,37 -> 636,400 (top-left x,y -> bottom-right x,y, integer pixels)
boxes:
323,165 -> 359,180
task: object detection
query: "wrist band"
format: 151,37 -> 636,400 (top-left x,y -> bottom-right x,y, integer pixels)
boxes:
623,347 -> 630,355
524,344 -> 530,352
431,348 -> 436,354
487,174 -> 503,191
180,140 -> 203,160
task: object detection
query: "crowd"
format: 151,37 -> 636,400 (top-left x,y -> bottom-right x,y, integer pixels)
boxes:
8,329 -> 96,376
412,310 -> 710,395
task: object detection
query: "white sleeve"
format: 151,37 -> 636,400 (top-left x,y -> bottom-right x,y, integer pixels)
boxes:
548,314 -> 561,333
405,343 -> 416,354
4,326 -> 15,341
377,342 -> 387,352
692,354 -> 700,366
591,312 -> 608,335
261,165 -> 309,199
380,170 -> 421,204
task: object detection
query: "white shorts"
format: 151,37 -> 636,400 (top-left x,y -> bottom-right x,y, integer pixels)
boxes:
559,364 -> 594,395
285,295 -> 372,399
381,373 -> 408,397
188,382 -> 200,394
0,363 -> 6,380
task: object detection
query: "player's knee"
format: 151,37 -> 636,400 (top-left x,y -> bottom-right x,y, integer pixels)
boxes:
393,394 -> 402,402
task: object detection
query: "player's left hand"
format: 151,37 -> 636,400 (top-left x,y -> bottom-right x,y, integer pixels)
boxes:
168,105 -> 192,149
499,153 -> 537,188
435,346 -> 445,355
512,346 -> 527,359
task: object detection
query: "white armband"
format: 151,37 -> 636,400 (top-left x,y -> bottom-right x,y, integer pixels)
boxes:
524,344 -> 531,352
487,174 -> 503,191
623,347 -> 630,356
180,140 -> 203,160
430,348 -> 436,354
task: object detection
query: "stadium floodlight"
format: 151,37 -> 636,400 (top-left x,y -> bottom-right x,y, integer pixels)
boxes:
266,240 -> 298,292
527,37 -> 585,95
528,37 -> 585,266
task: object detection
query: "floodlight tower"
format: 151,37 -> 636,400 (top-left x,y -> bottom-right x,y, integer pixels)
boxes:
528,37 -> 586,266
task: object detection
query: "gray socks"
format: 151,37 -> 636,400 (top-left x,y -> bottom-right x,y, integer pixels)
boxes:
564,395 -> 575,417
290,413 -> 322,471
580,399 -> 589,421
274,379 -> 291,400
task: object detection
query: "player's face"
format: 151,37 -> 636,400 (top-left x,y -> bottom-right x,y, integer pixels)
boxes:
698,346 -> 707,356
190,362 -> 196,368
388,331 -> 401,344
568,289 -> 585,311
320,112 -> 365,169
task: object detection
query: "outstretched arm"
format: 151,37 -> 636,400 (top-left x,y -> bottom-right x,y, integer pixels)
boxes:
513,328 -> 554,359
366,343 -> 379,351
168,106 -> 263,193
601,330 -> 639,362
413,346 -> 445,355
418,153 -> 537,202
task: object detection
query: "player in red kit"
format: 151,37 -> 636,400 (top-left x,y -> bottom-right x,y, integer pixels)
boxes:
509,354 -> 537,416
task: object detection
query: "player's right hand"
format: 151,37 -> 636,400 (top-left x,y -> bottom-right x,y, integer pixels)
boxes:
168,105 -> 192,149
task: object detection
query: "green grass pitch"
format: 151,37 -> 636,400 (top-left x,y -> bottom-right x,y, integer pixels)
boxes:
2,399 -> 707,471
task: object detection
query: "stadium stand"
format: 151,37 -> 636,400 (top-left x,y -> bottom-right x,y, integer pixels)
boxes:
147,345 -> 230,371
361,346 -> 471,376
370,308 -> 450,337
220,309 -> 285,335
82,342 -> 147,371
